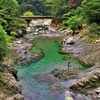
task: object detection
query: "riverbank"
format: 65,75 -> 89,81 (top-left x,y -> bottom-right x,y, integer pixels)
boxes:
15,32 -> 92,100
57,29 -> 100,99
6,19 -> 100,99
26,23 -> 100,98
0,58 -> 24,100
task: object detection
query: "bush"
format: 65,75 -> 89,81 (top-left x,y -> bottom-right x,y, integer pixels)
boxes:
89,23 -> 100,35
0,25 -> 9,61
81,0 -> 100,24
23,11 -> 34,16
61,26 -> 68,30
62,15 -> 83,30
10,31 -> 17,37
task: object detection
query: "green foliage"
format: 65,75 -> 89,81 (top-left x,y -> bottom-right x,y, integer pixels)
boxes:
61,26 -> 68,30
62,15 -> 83,30
0,0 -> 20,17
62,20 -> 68,26
23,11 -> 34,16
81,0 -> 100,24
10,32 -> 17,37
61,20 -> 68,30
51,0 -> 68,17
62,12 -> 72,18
0,0 -> 26,36
0,25 -> 9,61
18,0 -> 51,16
88,23 -> 100,35
46,0 -> 53,3
62,9 -> 75,18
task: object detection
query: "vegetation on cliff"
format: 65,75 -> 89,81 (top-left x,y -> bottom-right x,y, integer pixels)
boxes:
18,0 -> 51,15
0,25 -> 9,61
0,0 -> 26,61
17,0 -> 100,35
58,0 -> 100,36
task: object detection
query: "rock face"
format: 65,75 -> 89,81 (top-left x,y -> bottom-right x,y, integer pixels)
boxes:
10,39 -> 44,66
0,58 -> 24,100
10,19 -> 57,66
51,68 -> 79,80
60,30 -> 100,97
70,64 -> 100,94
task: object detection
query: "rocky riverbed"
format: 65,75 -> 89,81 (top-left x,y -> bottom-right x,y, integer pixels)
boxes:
0,58 -> 24,100
58,29 -> 100,99
17,19 -> 100,99
25,19 -> 100,99
2,19 -> 100,100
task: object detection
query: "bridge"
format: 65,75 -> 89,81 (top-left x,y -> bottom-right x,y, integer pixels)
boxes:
21,16 -> 67,27
21,16 -> 54,20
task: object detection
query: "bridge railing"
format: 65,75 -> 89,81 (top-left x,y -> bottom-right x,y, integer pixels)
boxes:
21,16 -> 54,20
21,16 -> 67,27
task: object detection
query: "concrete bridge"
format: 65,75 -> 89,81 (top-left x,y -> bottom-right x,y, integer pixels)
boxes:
21,16 -> 67,27
21,16 -> 53,20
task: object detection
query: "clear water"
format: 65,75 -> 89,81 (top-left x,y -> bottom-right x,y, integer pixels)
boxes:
16,37 -> 87,100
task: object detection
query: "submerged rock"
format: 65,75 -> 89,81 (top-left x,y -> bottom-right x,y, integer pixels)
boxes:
51,68 -> 79,80
34,73 -> 62,84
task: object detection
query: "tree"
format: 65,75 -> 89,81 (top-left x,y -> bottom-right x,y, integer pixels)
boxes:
66,15 -> 83,30
81,0 -> 100,24
0,25 -> 9,61
18,0 -> 51,15
0,0 -> 26,35
0,0 -> 19,17
51,0 -> 68,17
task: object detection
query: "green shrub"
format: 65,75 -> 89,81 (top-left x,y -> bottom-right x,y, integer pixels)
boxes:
62,15 -> 83,30
10,31 -> 17,37
89,23 -> 100,35
61,26 -> 68,30
23,11 -> 34,16
0,25 -> 9,61
81,0 -> 100,24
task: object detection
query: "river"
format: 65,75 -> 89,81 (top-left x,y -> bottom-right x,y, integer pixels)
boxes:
16,37 -> 90,100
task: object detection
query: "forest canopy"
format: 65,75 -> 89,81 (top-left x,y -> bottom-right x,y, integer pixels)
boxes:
0,0 -> 26,61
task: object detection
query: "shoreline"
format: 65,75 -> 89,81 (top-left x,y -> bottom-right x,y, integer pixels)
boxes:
9,21 -> 100,99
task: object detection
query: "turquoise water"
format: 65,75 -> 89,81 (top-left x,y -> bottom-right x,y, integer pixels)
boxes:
16,37 -> 87,100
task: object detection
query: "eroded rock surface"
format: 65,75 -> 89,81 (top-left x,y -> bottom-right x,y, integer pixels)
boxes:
10,39 -> 43,66
60,30 -> 100,98
51,68 -> 79,80
0,58 -> 24,100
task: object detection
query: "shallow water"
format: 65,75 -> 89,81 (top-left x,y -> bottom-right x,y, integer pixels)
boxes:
16,37 -> 88,100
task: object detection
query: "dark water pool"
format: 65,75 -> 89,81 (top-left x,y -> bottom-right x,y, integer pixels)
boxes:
16,37 -> 88,100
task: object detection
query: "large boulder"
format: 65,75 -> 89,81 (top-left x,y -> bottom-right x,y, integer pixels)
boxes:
0,58 -> 18,79
0,73 -> 20,93
51,68 -> 79,80
61,32 -> 100,97
66,36 -> 74,44
0,58 -> 24,100
70,64 -> 100,94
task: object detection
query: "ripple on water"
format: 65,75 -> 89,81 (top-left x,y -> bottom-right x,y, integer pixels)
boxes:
16,37 -> 89,100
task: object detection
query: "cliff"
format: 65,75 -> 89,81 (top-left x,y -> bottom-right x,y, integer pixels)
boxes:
0,57 -> 24,100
